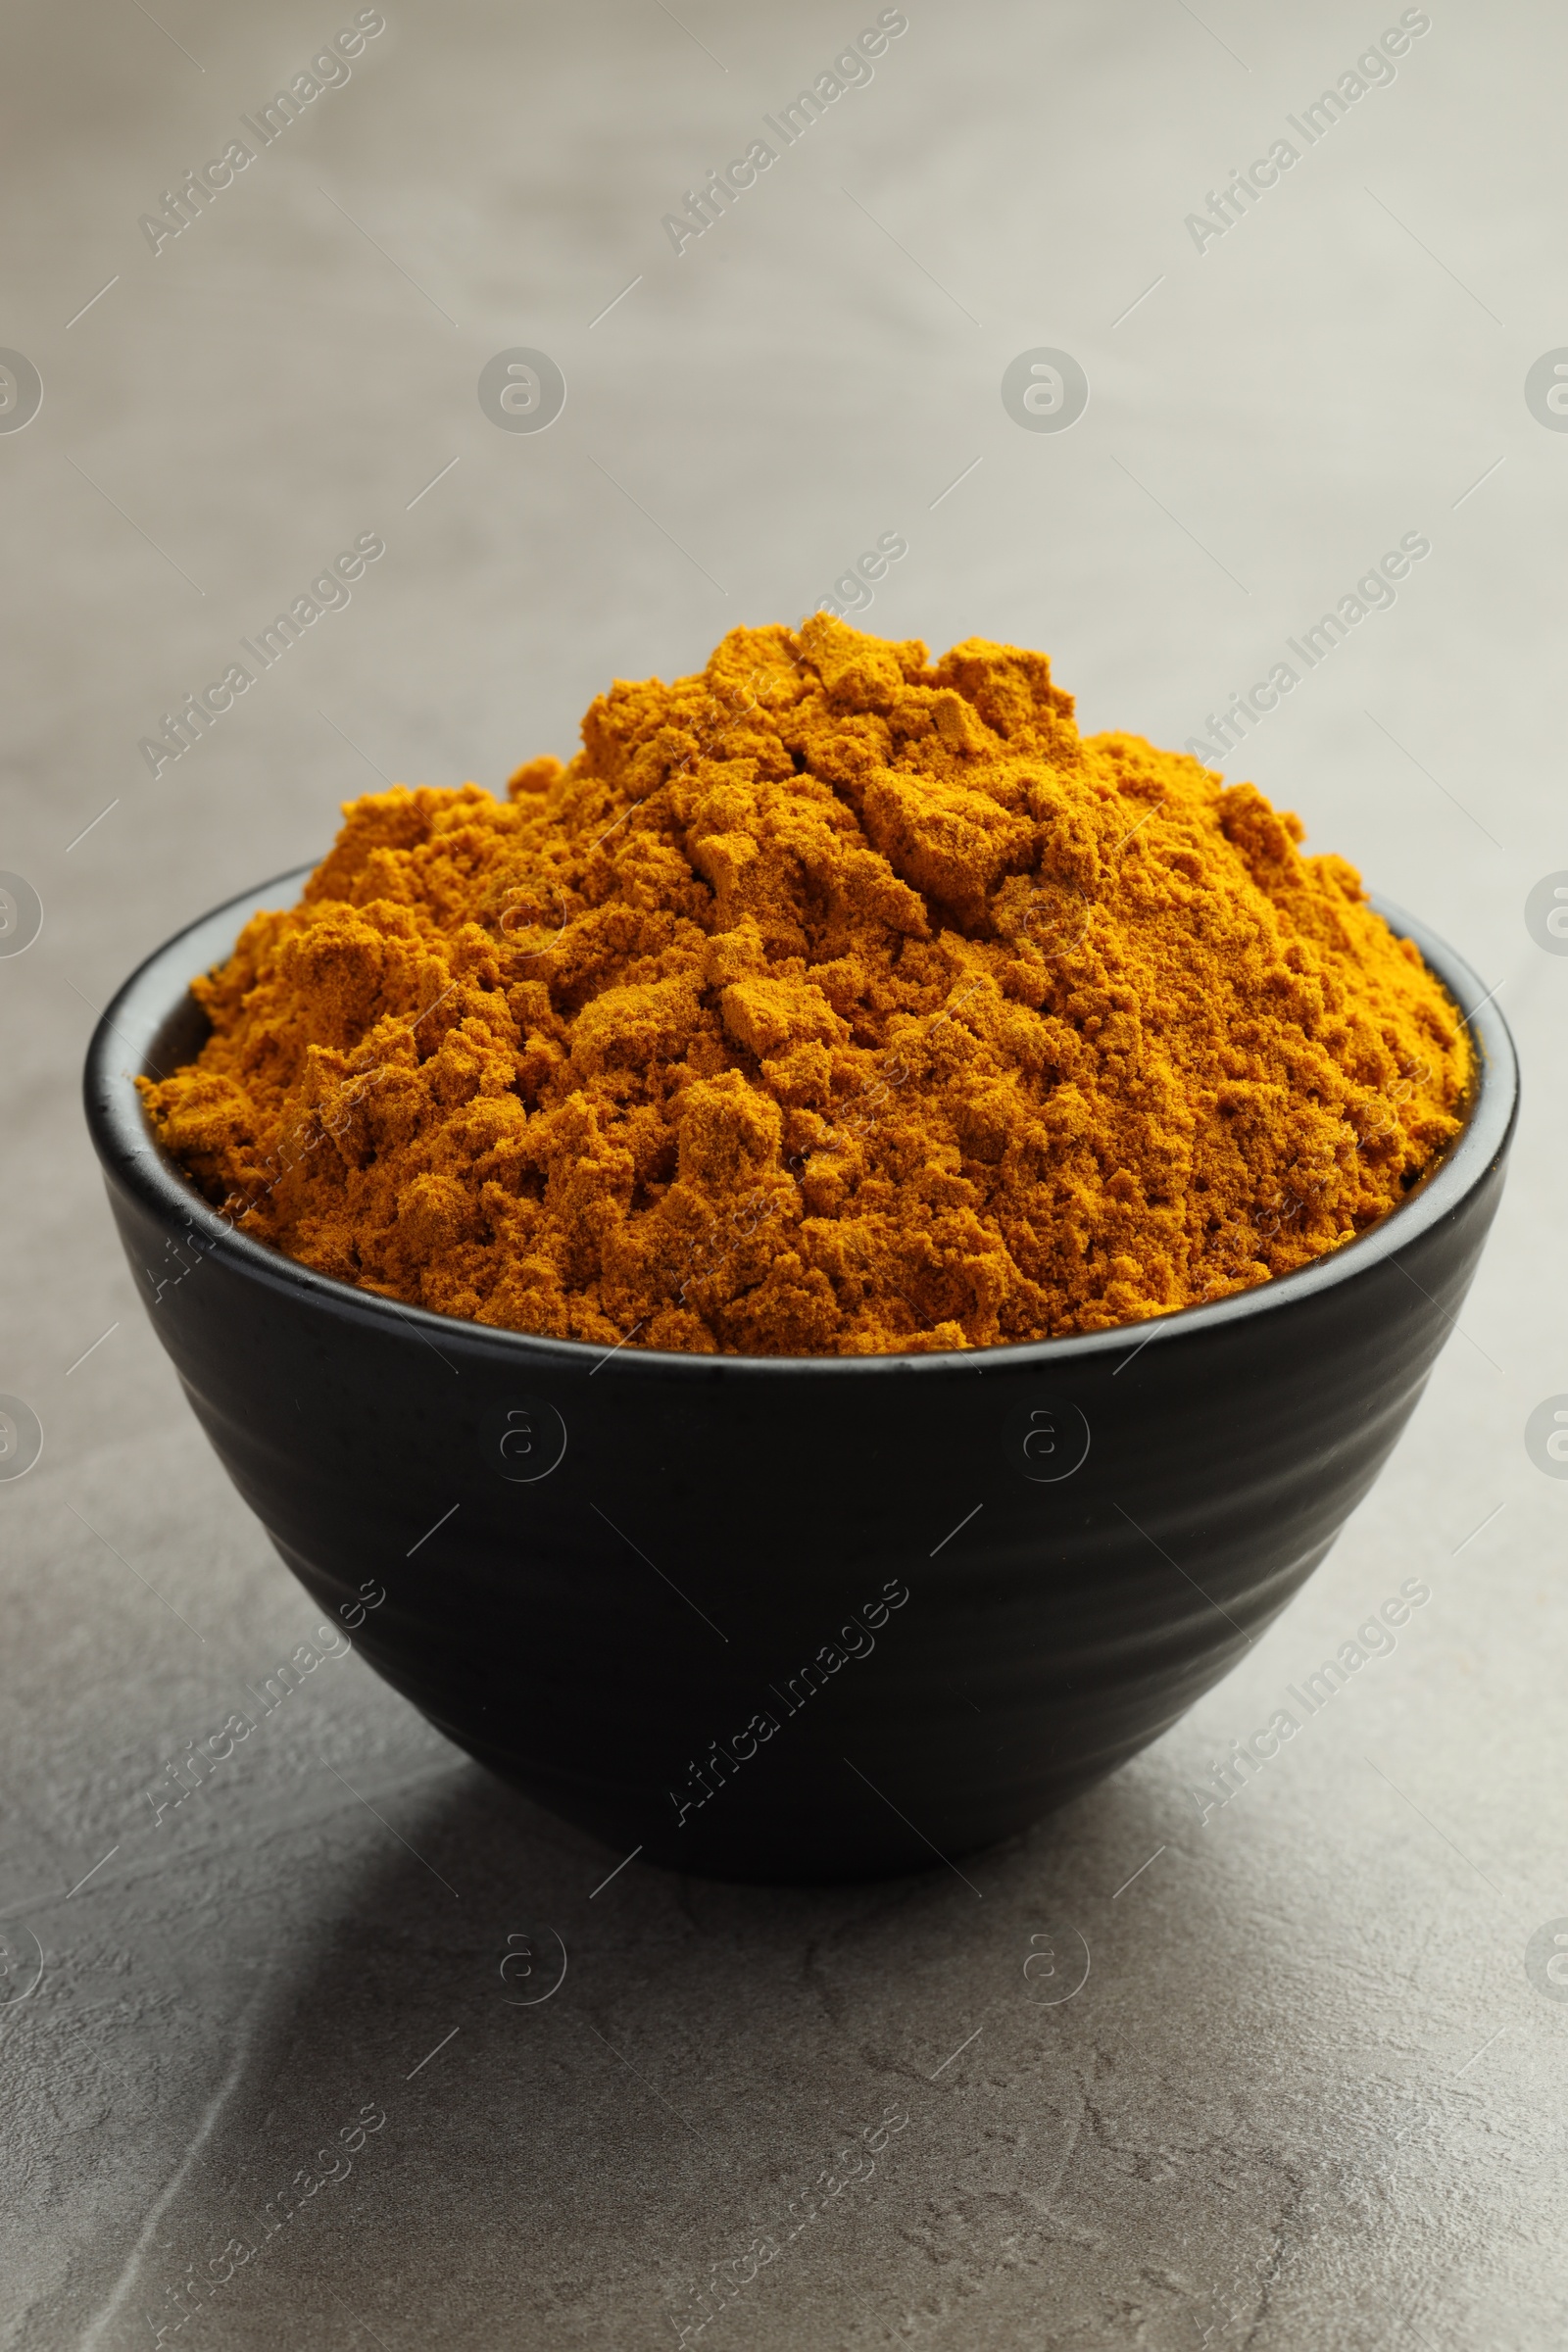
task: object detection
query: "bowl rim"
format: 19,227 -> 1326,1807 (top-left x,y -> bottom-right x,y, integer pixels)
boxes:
83,859 -> 1519,1382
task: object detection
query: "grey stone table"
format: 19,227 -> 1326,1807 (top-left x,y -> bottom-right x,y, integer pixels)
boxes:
3,0 -> 1565,2342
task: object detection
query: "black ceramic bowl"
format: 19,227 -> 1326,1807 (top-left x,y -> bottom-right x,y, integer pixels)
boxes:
84,868 -> 1516,1882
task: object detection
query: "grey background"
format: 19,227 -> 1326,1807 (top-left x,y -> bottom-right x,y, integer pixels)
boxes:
3,0 -> 1566,2343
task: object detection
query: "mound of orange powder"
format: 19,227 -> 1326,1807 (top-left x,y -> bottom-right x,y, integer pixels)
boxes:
141,617 -> 1471,1354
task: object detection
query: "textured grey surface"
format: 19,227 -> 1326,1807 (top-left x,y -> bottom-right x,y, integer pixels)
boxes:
3,0 -> 1567,2343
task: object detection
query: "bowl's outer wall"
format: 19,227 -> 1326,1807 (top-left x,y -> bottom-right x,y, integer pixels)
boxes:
99,1160 -> 1503,1879
87,881 -> 1516,1882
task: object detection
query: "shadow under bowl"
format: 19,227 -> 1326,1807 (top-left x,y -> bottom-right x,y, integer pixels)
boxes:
83,869 -> 1517,1882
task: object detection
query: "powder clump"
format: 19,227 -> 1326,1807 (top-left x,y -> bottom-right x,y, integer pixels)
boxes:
141,617 -> 1473,1355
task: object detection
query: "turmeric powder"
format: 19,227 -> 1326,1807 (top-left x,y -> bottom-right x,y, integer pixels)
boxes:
141,615 -> 1473,1355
